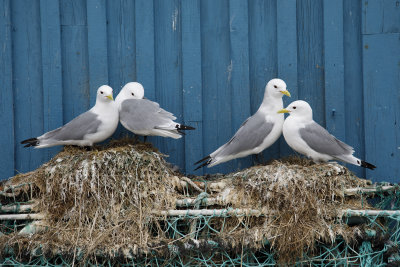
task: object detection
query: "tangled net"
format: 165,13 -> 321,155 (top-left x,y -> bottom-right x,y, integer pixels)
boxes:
0,139 -> 398,266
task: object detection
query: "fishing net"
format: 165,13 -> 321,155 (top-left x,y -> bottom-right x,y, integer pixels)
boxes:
1,140 -> 399,266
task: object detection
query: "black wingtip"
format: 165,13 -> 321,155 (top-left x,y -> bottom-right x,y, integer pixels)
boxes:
194,155 -> 211,165
21,138 -> 39,147
194,155 -> 212,170
194,159 -> 211,171
361,160 -> 376,170
176,124 -> 195,131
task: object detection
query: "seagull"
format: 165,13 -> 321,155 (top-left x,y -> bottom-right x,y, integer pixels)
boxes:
115,82 -> 195,140
21,85 -> 119,148
194,78 -> 291,170
278,100 -> 376,169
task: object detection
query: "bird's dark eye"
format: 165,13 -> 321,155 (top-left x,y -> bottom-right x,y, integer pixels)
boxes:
293,106 -> 296,109
131,93 -> 134,96
100,91 -> 103,94
274,85 -> 277,88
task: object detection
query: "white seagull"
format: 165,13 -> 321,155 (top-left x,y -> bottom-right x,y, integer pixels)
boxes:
115,82 -> 195,139
278,100 -> 376,169
195,78 -> 291,170
21,85 -> 119,148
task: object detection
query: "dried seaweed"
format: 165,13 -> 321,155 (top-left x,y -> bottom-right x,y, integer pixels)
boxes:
1,140 -> 374,264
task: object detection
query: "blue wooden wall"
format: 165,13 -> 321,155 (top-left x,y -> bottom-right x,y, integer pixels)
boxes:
0,0 -> 399,182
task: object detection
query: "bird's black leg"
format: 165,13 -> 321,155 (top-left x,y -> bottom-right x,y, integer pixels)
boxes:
254,153 -> 266,165
258,153 -> 266,165
84,146 -> 92,151
143,136 -> 148,143
133,134 -> 139,145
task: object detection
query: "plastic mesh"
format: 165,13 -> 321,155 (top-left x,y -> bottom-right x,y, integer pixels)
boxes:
1,181 -> 400,266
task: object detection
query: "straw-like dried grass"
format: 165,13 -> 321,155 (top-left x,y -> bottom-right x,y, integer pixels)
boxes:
1,139 -> 373,264
1,139 -> 178,259
200,158 -> 371,263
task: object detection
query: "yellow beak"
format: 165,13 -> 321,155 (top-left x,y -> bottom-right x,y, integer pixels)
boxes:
106,94 -> 114,100
277,108 -> 290,114
280,90 -> 291,97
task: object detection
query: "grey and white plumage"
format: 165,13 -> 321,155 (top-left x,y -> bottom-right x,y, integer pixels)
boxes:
195,78 -> 291,169
21,85 -> 119,148
115,82 -> 195,139
278,100 -> 376,169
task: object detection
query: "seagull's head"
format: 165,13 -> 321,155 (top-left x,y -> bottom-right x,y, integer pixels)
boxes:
97,85 -> 114,103
278,100 -> 313,120
266,78 -> 291,98
118,82 -> 145,101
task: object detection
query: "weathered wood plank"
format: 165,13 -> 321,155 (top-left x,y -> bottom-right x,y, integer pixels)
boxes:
60,0 -> 86,26
134,0 -> 158,146
200,0 -> 233,173
0,0 -> 14,179
154,0 -> 185,170
181,0 -> 203,175
87,0 -> 109,105
297,0 -> 325,125
277,0 -> 298,157
40,0 -> 63,161
106,0 -> 135,91
362,33 -> 400,182
60,0 -> 89,122
363,0 -> 400,34
135,0 -> 155,100
12,0 -> 44,174
323,0 -> 345,141
228,0 -> 252,170
61,27 -> 90,122
344,0 -> 365,178
248,0 -> 279,162
382,0 -> 400,33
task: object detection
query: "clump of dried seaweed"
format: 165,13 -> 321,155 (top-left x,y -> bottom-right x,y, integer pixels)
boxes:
1,141 -> 375,264
193,158 -> 371,263
1,139 -> 179,259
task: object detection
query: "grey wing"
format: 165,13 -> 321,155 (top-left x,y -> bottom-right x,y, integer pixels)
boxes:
120,99 -> 176,131
299,122 -> 354,156
42,111 -> 101,141
216,113 -> 274,157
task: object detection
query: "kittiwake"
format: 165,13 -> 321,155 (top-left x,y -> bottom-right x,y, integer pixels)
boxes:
194,78 -> 291,170
21,85 -> 119,148
278,100 -> 376,169
115,82 -> 195,139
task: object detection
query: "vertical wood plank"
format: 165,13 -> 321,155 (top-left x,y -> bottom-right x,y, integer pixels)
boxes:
248,0 -> 279,162
106,0 -> 135,92
87,0 -> 109,105
134,0 -> 158,146
60,0 -> 87,26
0,0 -> 14,179
362,0 -> 383,34
181,0 -> 203,175
154,0 -> 185,171
12,0 -> 44,173
60,0 -> 90,122
362,33 -> 400,182
297,0 -> 325,125
105,0 -> 135,143
277,0 -> 298,157
323,0 -> 345,141
200,0 -> 232,174
362,0 -> 400,34
382,0 -> 400,33
343,0 -> 365,178
228,0 -> 252,170
135,0 -> 155,100
40,0 -> 63,161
